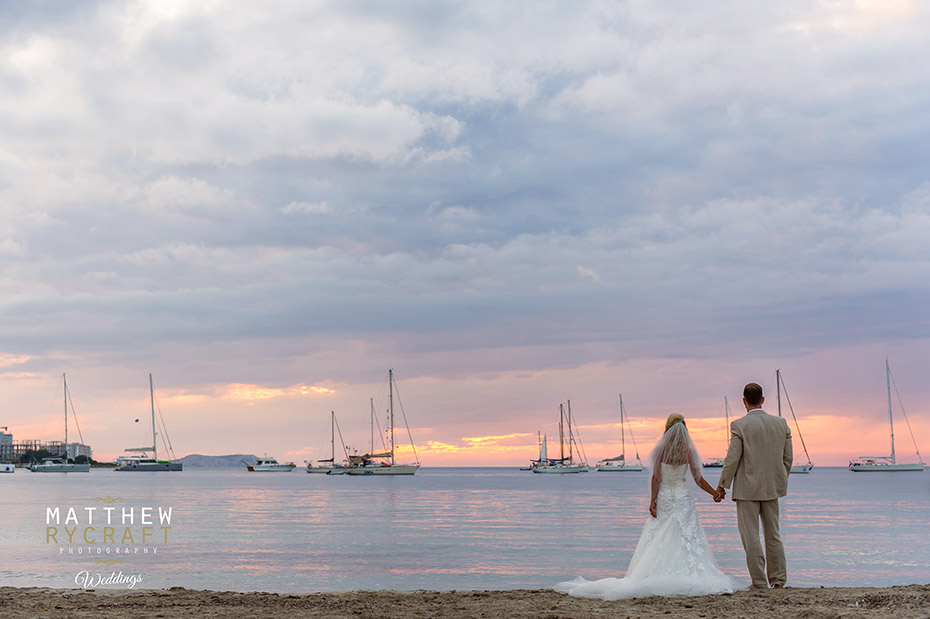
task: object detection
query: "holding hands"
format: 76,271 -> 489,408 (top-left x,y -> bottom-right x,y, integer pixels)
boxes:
713,486 -> 726,503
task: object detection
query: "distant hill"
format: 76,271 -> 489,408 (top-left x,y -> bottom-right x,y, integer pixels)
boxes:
179,454 -> 259,467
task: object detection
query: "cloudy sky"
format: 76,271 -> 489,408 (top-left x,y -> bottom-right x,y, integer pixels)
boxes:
2,1 -> 929,466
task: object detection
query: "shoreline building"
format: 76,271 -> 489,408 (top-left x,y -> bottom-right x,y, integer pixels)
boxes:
3,433 -> 94,462
0,428 -> 12,461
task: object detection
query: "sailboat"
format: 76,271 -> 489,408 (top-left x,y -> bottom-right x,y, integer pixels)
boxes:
307,411 -> 349,474
702,397 -> 730,468
345,369 -> 420,475
115,374 -> 182,471
597,394 -> 643,471
849,359 -> 925,472
531,401 -> 589,473
776,370 -> 814,474
28,374 -> 90,473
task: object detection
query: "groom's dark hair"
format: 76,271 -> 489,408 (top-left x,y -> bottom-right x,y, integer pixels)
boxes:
743,382 -> 764,407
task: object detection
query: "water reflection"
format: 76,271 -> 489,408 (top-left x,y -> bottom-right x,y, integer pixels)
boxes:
0,467 -> 927,592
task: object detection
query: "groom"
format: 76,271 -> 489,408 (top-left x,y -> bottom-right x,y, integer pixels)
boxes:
716,382 -> 793,589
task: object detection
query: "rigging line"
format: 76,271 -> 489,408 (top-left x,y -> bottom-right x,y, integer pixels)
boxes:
565,404 -> 587,465
65,381 -> 87,446
569,412 -> 588,465
391,375 -> 419,464
778,375 -> 811,463
66,389 -> 84,445
624,409 -> 642,461
575,430 -> 588,466
889,369 -> 923,461
334,414 -> 351,463
153,392 -> 177,460
375,406 -> 387,453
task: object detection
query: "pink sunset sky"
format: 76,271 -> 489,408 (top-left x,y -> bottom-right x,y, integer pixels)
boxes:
2,3 -> 929,468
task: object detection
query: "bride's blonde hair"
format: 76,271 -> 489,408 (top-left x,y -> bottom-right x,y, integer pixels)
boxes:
665,413 -> 686,432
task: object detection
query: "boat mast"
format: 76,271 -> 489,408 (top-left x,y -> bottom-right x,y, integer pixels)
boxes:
331,411 -> 336,462
389,368 -> 395,466
559,403 -> 565,462
63,373 -> 68,461
567,400 -> 574,463
886,358 -> 895,464
619,394 -> 626,460
369,398 -> 374,456
776,369 -> 782,417
150,373 -> 157,461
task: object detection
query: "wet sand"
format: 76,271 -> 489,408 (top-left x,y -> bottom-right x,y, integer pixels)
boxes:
2,585 -> 929,618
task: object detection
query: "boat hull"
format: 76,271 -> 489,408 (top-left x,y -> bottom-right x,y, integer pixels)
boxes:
307,466 -> 348,475
28,463 -> 90,472
115,461 -> 183,471
849,462 -> 924,472
345,464 -> 419,475
247,465 -> 295,472
1,464 -> 14,473
596,463 -> 643,472
532,464 -> 588,474
791,464 -> 814,474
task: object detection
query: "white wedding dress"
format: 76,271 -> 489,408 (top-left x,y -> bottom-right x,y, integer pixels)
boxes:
555,463 -> 734,600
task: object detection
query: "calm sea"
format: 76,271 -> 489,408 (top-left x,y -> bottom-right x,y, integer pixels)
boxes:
1,466 -> 928,592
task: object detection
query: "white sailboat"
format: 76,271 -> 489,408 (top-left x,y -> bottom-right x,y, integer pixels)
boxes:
28,374 -> 90,473
702,397 -> 730,468
307,411 -> 349,474
776,369 -> 814,474
849,359 -> 925,472
115,374 -> 183,472
531,401 -> 589,473
597,394 -> 643,472
346,369 -> 420,475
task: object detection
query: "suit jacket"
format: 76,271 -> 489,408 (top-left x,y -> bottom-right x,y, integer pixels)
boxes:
718,409 -> 792,501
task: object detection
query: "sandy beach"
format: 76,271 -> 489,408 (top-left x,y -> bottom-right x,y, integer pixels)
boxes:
1,585 -> 928,619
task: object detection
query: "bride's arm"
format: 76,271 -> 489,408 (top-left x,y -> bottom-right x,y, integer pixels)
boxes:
696,476 -> 717,497
649,475 -> 659,517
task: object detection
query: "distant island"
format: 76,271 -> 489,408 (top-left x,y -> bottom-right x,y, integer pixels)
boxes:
178,454 -> 260,467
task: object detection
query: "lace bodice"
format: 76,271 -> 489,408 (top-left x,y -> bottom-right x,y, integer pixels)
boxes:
658,462 -> 689,487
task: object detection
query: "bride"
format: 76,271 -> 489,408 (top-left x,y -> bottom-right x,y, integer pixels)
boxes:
555,413 -> 734,600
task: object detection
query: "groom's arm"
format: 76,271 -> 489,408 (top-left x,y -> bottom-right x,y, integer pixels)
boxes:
717,424 -> 743,492
783,423 -> 793,477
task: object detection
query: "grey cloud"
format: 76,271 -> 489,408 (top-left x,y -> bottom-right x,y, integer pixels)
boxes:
2,1 -> 930,392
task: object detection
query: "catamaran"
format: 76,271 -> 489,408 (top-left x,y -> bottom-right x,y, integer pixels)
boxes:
596,394 -> 643,471
702,396 -> 730,468
531,401 -> 589,473
115,374 -> 183,471
849,359 -> 925,472
776,369 -> 814,474
345,369 -> 420,475
307,411 -> 349,474
28,373 -> 90,473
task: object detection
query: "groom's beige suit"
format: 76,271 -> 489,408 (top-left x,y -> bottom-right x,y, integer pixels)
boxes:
718,408 -> 793,588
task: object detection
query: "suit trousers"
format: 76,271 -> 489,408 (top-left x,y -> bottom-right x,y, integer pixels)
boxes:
736,498 -> 786,587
